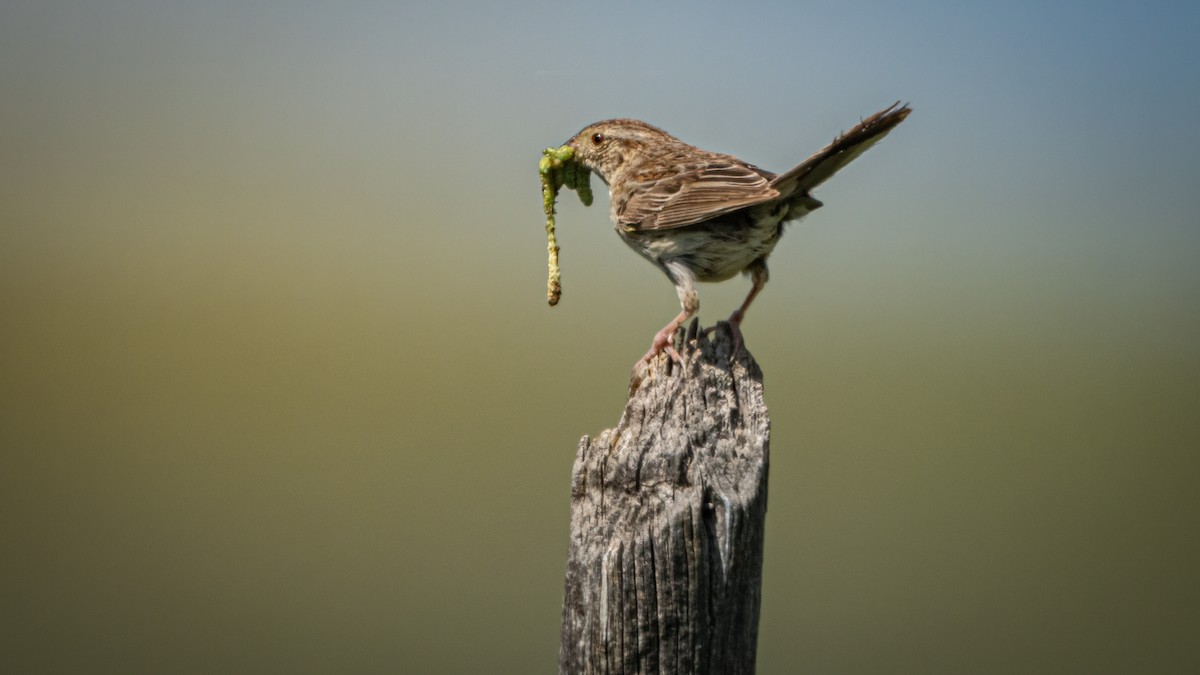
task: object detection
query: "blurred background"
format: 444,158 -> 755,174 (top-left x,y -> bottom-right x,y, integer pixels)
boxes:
2,1 -> 1197,673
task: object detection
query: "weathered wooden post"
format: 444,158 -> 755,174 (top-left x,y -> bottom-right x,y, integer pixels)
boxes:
560,323 -> 770,674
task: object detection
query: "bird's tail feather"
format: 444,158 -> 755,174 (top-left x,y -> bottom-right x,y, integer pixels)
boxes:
771,102 -> 911,196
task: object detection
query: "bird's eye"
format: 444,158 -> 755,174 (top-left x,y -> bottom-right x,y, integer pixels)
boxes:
591,133 -> 604,145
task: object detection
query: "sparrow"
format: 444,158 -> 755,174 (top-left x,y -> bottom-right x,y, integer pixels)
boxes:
564,102 -> 910,363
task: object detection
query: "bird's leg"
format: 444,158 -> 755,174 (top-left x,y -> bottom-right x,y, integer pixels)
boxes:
640,261 -> 698,365
726,260 -> 769,356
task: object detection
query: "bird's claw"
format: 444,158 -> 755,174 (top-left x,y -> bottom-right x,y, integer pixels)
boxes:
629,337 -> 683,396
637,339 -> 683,367
703,319 -> 745,361
727,320 -> 745,360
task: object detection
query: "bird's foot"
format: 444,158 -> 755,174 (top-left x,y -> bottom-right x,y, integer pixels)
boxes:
727,312 -> 746,359
702,314 -> 745,361
628,321 -> 687,395
639,323 -> 684,366
627,341 -> 669,397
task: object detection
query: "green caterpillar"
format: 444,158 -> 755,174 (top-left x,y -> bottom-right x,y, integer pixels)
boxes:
539,145 -> 593,306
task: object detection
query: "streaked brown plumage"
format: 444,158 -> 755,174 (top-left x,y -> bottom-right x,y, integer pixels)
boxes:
565,102 -> 911,363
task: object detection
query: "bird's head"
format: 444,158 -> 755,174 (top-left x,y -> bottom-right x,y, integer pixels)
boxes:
565,119 -> 677,185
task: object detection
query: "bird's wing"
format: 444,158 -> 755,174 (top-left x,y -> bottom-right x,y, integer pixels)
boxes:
770,102 -> 911,196
619,161 -> 780,231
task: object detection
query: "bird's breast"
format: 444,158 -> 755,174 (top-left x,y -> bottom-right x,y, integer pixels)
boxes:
616,202 -> 789,282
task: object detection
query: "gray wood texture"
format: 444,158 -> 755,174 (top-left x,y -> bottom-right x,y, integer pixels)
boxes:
560,323 -> 770,674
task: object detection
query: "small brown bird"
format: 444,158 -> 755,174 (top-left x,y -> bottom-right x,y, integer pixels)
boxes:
565,102 -> 910,363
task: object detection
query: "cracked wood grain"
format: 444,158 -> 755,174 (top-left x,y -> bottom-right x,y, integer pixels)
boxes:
560,323 -> 770,674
